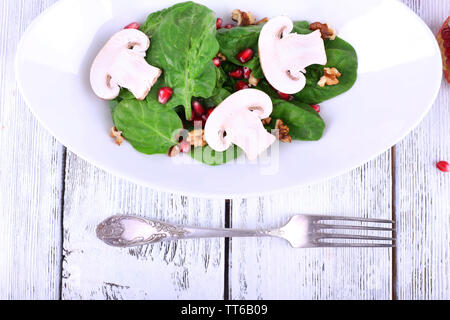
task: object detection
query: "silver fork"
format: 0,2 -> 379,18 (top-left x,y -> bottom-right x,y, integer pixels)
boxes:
96,214 -> 395,248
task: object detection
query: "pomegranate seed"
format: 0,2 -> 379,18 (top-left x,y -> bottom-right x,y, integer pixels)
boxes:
179,141 -> 191,153
158,87 -> 173,104
443,39 -> 450,48
310,104 -> 321,113
202,108 -> 214,122
192,100 -> 205,116
124,22 -> 140,29
216,18 -> 223,30
445,47 -> 450,57
229,68 -> 244,78
442,27 -> 450,40
212,57 -> 221,67
236,48 -> 253,63
224,24 -> 234,29
277,91 -> 293,100
447,57 -> 450,67
436,161 -> 450,172
236,81 -> 249,91
243,67 -> 252,79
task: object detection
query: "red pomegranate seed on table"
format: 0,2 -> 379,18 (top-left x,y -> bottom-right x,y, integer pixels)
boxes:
243,67 -> 252,79
124,22 -> 140,29
216,18 -> 223,29
310,104 -> 321,112
236,81 -> 249,91
236,48 -> 253,63
436,161 -> 450,172
229,68 -> 244,78
212,57 -> 221,67
277,91 -> 293,100
192,100 -> 205,116
224,24 -> 234,29
158,87 -> 173,104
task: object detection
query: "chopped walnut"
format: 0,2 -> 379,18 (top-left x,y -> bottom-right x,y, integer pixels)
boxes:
217,52 -> 227,61
110,126 -> 125,146
261,117 -> 272,125
232,9 -> 256,26
317,67 -> 341,87
168,145 -> 181,157
255,17 -> 269,25
187,129 -> 207,147
309,22 -> 337,40
248,73 -> 260,87
274,119 -> 291,143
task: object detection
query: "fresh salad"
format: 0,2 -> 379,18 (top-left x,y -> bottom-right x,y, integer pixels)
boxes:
90,1 -> 358,165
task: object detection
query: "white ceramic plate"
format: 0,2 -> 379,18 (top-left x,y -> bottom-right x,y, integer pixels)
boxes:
16,0 -> 442,198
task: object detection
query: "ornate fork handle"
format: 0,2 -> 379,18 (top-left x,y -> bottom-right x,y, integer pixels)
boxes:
96,215 -> 276,248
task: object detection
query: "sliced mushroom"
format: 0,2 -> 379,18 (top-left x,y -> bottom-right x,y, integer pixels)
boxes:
90,29 -> 162,100
204,89 -> 276,161
258,16 -> 327,94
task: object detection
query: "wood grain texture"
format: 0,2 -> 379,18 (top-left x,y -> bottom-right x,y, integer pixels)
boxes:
0,0 -> 62,300
395,0 -> 450,300
230,152 -> 393,299
61,152 -> 225,300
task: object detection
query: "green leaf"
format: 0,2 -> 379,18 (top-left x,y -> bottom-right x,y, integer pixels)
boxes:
190,145 -> 242,166
147,2 -> 219,120
113,97 -> 183,155
216,21 -> 309,79
269,99 -> 325,141
141,3 -> 181,37
293,39 -> 358,104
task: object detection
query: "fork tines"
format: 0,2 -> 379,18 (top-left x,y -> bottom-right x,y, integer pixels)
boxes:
310,215 -> 396,248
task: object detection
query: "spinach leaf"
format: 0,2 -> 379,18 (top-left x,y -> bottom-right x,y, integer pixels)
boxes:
269,99 -> 325,141
147,2 -> 219,120
293,39 -> 358,104
190,145 -> 242,166
140,2 -> 188,37
216,21 -> 310,79
113,97 -> 183,155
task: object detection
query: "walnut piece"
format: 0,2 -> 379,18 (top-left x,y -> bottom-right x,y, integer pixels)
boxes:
317,67 -> 342,87
261,117 -> 272,125
248,73 -> 260,87
232,9 -> 256,26
217,52 -> 227,61
275,119 -> 291,143
256,17 -> 269,25
187,129 -> 207,147
110,126 -> 125,146
168,145 -> 181,157
309,22 -> 337,40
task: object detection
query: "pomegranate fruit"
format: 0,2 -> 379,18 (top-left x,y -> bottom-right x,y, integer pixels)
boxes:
436,161 -> 450,172
277,91 -> 293,101
212,57 -> 221,67
243,67 -> 252,79
192,100 -> 205,116
124,22 -> 140,30
236,48 -> 253,63
216,18 -> 223,30
437,16 -> 450,83
310,104 -> 320,113
229,68 -> 244,78
158,87 -> 173,104
236,81 -> 249,91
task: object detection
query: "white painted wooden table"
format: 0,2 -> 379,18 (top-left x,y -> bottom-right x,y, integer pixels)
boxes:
0,0 -> 449,300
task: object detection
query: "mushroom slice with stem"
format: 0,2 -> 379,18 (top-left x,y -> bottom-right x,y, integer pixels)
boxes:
204,89 -> 276,161
259,16 -> 327,94
90,29 -> 162,100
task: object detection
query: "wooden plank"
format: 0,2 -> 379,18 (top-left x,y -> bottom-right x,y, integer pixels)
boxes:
395,0 -> 450,300
61,152 -> 225,300
0,0 -> 63,299
230,151 -> 393,300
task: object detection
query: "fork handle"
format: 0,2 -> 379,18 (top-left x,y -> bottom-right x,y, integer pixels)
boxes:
96,215 -> 274,247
